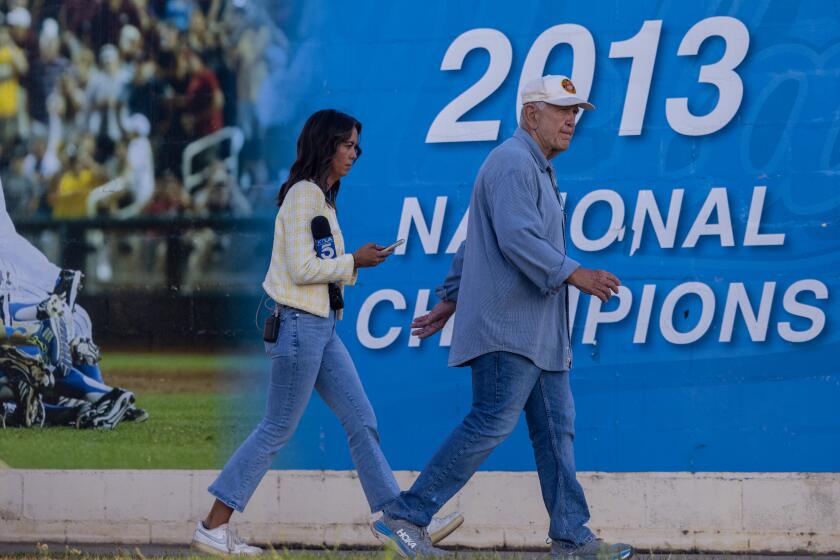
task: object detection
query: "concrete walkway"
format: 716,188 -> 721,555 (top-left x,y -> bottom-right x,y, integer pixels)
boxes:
4,470 -> 839,552
1,544 -> 839,559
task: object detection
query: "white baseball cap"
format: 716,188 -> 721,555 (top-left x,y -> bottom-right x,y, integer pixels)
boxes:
520,75 -> 595,110
7,7 -> 31,28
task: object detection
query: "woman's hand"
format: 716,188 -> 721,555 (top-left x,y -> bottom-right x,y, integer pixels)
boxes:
353,243 -> 391,268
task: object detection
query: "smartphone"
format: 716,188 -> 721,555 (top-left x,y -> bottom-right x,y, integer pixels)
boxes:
381,239 -> 406,253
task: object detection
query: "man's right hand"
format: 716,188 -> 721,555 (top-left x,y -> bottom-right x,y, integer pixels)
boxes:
567,267 -> 620,303
353,243 -> 390,268
411,300 -> 456,339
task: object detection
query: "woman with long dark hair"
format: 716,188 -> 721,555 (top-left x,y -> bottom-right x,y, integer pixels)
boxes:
191,109 -> 462,556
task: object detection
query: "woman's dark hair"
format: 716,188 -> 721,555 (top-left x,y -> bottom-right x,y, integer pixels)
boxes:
277,109 -> 362,208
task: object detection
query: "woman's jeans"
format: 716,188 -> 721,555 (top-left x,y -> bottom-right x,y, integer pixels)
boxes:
209,306 -> 400,512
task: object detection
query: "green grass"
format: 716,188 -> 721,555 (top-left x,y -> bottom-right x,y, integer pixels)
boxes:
0,393 -> 230,469
0,351 -> 269,469
0,548 -> 437,560
0,544 -> 547,559
99,352 -> 260,374
7,545 -> 413,560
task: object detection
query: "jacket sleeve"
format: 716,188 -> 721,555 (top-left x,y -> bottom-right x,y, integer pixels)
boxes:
345,265 -> 359,287
281,183 -> 356,285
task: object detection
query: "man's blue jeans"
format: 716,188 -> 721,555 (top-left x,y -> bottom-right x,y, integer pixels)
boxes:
209,306 -> 400,513
384,351 -> 596,547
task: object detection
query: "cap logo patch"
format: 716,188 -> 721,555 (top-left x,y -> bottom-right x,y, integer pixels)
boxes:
562,78 -> 576,94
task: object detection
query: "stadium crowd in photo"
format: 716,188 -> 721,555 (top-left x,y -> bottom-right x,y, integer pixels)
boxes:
0,0 -> 309,437
0,0 -> 311,291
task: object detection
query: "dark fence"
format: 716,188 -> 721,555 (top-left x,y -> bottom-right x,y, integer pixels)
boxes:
15,216 -> 274,349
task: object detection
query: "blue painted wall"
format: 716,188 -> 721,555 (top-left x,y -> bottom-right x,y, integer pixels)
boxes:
233,0 -> 840,472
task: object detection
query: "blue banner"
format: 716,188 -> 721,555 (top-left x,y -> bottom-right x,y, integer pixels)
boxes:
239,0 -> 840,472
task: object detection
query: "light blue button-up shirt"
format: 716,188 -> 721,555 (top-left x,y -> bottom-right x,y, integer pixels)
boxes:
437,127 -> 580,372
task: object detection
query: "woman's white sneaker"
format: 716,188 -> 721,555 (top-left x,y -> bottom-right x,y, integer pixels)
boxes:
191,521 -> 263,556
428,511 -> 465,544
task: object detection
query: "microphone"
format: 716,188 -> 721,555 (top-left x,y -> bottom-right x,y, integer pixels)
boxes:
310,216 -> 344,310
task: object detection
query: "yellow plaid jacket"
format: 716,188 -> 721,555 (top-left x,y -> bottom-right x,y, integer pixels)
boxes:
262,181 -> 357,319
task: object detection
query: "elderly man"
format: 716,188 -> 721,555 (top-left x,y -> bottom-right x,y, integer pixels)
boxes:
373,76 -> 632,560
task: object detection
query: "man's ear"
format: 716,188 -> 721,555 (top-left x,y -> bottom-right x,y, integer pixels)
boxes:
521,104 -> 537,130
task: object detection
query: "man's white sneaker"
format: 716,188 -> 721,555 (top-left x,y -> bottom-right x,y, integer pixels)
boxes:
191,521 -> 263,556
428,511 -> 464,544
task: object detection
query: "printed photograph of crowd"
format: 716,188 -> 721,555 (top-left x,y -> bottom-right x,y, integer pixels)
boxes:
0,0 -> 317,434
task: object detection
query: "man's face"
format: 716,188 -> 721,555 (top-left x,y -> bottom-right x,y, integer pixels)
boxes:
530,102 -> 580,155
